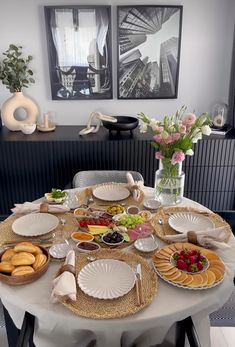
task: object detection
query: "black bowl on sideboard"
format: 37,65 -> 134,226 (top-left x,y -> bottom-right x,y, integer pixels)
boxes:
102,116 -> 139,135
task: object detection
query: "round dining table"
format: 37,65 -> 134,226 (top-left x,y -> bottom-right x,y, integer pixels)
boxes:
0,186 -> 235,347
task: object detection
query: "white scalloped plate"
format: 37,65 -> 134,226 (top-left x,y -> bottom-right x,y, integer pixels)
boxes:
154,265 -> 224,290
168,212 -> 214,233
92,184 -> 130,201
77,259 -> 135,299
12,213 -> 59,236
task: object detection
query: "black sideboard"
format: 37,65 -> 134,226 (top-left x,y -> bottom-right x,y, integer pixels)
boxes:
0,126 -> 235,219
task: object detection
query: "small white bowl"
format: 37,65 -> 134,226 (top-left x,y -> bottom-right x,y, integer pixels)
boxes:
49,243 -> 72,259
143,199 -> 161,210
126,205 -> 140,215
71,231 -> 94,242
76,241 -> 100,253
73,208 -> 92,219
101,231 -> 124,246
44,192 -> 67,204
20,123 -> 36,134
134,236 -> 158,253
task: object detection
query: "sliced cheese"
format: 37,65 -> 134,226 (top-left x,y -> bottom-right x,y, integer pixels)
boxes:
87,225 -> 110,235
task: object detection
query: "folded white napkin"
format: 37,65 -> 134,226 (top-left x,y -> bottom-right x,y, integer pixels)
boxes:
165,226 -> 231,249
51,250 -> 76,303
126,172 -> 143,201
11,202 -> 70,214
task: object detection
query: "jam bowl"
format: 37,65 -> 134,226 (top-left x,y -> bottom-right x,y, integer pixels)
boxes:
76,241 -> 100,253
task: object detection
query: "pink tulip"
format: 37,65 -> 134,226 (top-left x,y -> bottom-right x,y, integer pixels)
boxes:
171,151 -> 185,165
155,151 -> 164,160
179,124 -> 187,134
153,134 -> 162,143
171,132 -> 181,141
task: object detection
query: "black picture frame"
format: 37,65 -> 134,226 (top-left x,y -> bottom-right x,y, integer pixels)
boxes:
44,5 -> 113,100
117,5 -> 183,99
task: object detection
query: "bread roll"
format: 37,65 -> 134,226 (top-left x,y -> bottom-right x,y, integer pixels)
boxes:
11,252 -> 35,266
14,242 -> 38,254
1,248 -> 15,261
0,261 -> 15,274
33,254 -> 47,270
33,245 -> 43,255
12,266 -> 34,276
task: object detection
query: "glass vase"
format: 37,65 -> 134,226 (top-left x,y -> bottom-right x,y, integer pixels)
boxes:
155,159 -> 185,205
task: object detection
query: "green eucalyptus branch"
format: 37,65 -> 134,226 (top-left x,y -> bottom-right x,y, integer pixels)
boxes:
0,44 -> 35,93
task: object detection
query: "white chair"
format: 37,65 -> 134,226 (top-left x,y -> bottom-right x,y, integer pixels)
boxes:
72,170 -> 144,188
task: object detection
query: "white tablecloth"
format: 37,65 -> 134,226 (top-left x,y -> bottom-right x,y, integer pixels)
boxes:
1,187 -> 235,347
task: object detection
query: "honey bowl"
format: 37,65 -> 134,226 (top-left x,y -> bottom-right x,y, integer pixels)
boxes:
71,231 -> 94,242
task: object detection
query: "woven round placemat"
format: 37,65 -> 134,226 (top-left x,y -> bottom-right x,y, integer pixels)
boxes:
59,249 -> 157,319
151,206 -> 232,243
0,213 -> 77,246
77,183 -> 144,207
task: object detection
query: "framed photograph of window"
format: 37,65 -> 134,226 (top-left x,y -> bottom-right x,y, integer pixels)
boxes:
117,5 -> 183,99
44,6 -> 112,100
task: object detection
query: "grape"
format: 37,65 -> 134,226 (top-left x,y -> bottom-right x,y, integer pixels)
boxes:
119,214 -> 144,229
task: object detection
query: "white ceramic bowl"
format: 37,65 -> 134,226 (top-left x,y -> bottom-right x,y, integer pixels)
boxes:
71,231 -> 94,242
20,123 -> 36,134
73,208 -> 92,219
76,241 -> 100,253
49,243 -> 72,259
143,199 -> 161,210
101,231 -> 124,246
44,192 -> 67,204
134,236 -> 158,253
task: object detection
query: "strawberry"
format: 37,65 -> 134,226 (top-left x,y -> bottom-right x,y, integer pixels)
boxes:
176,259 -> 187,270
188,250 -> 198,257
187,264 -> 198,273
197,261 -> 204,271
188,255 -> 198,264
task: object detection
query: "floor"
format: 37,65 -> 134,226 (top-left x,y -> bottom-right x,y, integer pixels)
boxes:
0,326 -> 235,347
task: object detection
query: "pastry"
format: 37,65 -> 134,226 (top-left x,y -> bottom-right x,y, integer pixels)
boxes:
14,242 -> 38,254
12,266 -> 34,276
0,261 -> 15,274
32,254 -> 47,270
1,248 -> 15,261
11,252 -> 35,266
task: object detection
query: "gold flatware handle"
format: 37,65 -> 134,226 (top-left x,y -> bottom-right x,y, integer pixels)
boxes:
136,273 -> 144,305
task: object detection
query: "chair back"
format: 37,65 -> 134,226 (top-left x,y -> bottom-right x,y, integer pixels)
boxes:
72,170 -> 144,188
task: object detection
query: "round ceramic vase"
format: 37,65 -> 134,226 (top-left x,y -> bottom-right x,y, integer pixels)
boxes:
1,91 -> 38,131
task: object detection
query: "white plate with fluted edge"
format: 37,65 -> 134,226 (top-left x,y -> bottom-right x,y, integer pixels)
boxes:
12,213 -> 59,236
168,212 -> 214,233
77,259 -> 135,299
92,184 -> 130,201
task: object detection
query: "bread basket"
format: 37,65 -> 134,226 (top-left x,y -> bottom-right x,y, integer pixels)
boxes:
0,246 -> 50,285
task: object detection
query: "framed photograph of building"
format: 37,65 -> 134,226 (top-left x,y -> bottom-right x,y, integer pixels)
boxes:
117,5 -> 183,99
44,6 -> 112,100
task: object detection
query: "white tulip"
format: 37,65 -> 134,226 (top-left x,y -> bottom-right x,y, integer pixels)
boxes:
192,132 -> 202,143
186,149 -> 194,156
139,122 -> 148,133
201,125 -> 211,136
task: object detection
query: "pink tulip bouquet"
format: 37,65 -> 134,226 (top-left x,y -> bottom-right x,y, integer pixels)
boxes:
138,106 -> 212,204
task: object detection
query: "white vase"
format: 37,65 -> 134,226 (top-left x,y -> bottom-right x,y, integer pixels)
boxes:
1,91 -> 39,131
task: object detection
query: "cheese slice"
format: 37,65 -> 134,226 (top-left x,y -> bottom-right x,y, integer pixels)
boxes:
87,225 -> 110,235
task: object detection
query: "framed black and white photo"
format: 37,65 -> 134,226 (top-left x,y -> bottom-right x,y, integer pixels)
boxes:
44,6 -> 112,100
117,5 -> 183,99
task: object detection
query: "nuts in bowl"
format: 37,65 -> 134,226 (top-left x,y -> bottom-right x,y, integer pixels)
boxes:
106,204 -> 125,215
0,242 -> 50,285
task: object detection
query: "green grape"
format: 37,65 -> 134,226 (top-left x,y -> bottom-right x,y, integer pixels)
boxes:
119,214 -> 144,229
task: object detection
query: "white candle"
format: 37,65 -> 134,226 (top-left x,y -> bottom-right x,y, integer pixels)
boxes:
44,113 -> 49,128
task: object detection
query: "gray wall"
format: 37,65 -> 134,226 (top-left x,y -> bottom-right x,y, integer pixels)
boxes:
0,0 -> 234,125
